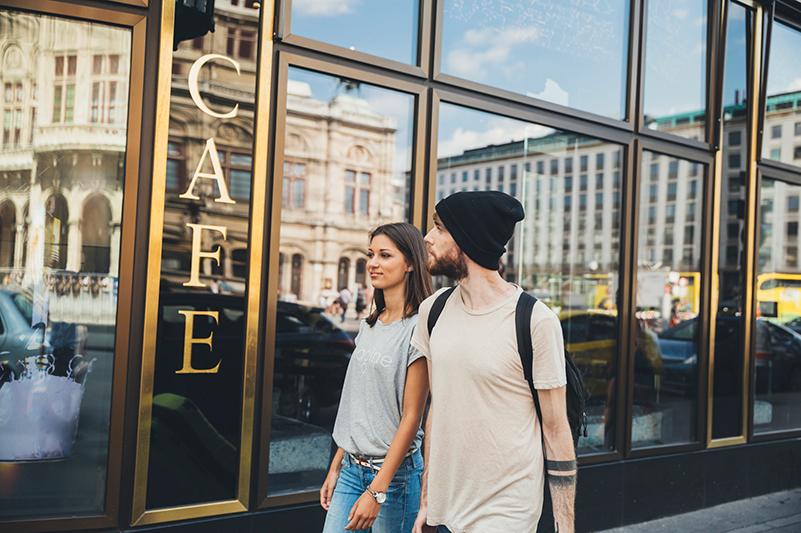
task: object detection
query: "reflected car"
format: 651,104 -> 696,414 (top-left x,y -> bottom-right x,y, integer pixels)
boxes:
656,316 -> 801,396
0,287 -> 88,388
156,292 -> 354,428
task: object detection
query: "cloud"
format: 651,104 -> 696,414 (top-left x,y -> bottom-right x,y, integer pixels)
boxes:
437,120 -> 553,159
293,0 -> 359,16
528,79 -> 569,108
446,25 -> 540,82
788,78 -> 801,92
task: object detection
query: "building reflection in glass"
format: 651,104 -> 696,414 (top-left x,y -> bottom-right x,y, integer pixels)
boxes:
436,102 -> 623,453
267,68 -> 414,495
0,9 -> 130,520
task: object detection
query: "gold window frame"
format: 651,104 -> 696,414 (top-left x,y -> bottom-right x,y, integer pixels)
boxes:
0,0 -> 146,531
130,0 -> 273,525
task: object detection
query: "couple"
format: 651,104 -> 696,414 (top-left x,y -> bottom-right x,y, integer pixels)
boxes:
320,192 -> 576,533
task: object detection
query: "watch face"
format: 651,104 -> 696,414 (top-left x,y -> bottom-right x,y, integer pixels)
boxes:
375,492 -> 387,504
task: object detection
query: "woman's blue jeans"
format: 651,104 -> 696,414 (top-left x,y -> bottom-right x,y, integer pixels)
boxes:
322,449 -> 423,533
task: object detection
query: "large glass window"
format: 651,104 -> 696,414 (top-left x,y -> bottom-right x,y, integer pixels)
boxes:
437,102 -> 623,454
643,0 -> 708,137
762,20 -> 801,166
0,10 -> 130,520
634,151 -> 706,448
144,3 -> 258,510
755,178 -> 801,434
440,1 -> 630,119
289,0 -> 420,65
267,68 -> 415,496
712,1 -> 753,440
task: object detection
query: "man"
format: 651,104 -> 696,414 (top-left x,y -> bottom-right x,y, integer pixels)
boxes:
338,285 -> 352,323
411,191 -> 576,533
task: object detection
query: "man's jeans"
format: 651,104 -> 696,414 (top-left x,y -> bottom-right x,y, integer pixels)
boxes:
437,526 -> 452,533
322,449 -> 423,533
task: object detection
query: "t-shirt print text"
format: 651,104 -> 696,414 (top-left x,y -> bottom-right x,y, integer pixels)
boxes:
351,348 -> 394,373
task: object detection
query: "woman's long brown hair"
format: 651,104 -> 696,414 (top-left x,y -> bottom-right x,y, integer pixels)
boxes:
365,222 -> 434,327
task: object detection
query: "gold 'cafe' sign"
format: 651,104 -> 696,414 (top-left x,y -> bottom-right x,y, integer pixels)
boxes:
175,53 -> 241,375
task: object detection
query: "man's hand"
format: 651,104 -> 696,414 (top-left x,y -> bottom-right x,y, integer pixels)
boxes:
319,469 -> 339,510
412,505 -> 437,533
344,491 -> 382,530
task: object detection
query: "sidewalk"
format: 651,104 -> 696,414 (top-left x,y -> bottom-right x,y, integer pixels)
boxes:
591,489 -> 801,533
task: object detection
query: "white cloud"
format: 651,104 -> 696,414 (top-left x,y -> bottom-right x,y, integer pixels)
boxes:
437,121 -> 553,159
446,25 -> 540,82
788,78 -> 801,92
529,79 -> 569,108
293,0 -> 359,16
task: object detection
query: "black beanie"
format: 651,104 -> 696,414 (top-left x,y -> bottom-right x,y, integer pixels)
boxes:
435,191 -> 525,270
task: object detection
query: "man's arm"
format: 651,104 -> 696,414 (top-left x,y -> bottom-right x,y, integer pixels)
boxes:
537,385 -> 576,533
412,361 -> 436,533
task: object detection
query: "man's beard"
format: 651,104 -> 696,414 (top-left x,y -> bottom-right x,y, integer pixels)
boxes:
427,248 -> 469,280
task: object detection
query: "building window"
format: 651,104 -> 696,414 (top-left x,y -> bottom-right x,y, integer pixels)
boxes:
613,171 -> 620,189
613,191 -> 620,209
108,82 -> 117,124
166,142 -> 185,191
684,225 -> 695,244
649,184 -> 658,203
580,155 -> 588,172
345,186 -> 355,213
788,246 -> 799,268
668,159 -> 679,178
462,171 -> 468,182
689,162 -> 699,177
473,169 -> 479,181
595,173 -> 603,189
93,55 -> 103,74
91,83 -> 102,123
498,166 -> 504,180
667,182 -> 677,201
52,86 -> 62,123
438,174 -> 444,185
729,153 -> 741,168
729,200 -> 739,215
648,206 -> 656,225
550,159 -> 558,175
565,158 -> 573,174
510,182 -> 517,196
770,148 -> 781,161
726,245 -> 739,265
795,122 -> 801,136
774,125 -> 783,138
218,150 -> 252,201
580,175 -> 587,191
239,30 -> 256,60
595,213 -> 603,230
536,161 -> 544,175
579,194 -> 587,212
664,227 -> 674,245
688,180 -> 697,199
595,193 -> 603,209
485,168 -> 491,182
729,131 -> 741,146
788,221 -> 799,237
728,222 -> 739,239
2,110 -> 10,147
651,163 -> 659,180
794,146 -> 801,160
789,196 -> 799,212
450,173 -> 456,183
109,54 -> 119,73
510,164 -> 517,180
665,204 -> 675,223
663,248 -> 673,264
596,153 -> 604,170
729,176 -> 741,192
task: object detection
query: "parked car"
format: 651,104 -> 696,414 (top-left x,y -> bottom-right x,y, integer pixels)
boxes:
657,316 -> 801,397
0,287 -> 88,388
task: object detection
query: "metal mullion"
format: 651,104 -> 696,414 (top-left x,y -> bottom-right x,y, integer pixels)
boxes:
755,0 -> 775,160
431,0 -> 443,79
424,89 -> 441,232
758,161 -> 801,186
637,137 -> 716,167
432,73 -> 635,135
630,0 -> 645,131
619,139 -> 640,459
434,86 -> 634,148
418,0 -> 433,79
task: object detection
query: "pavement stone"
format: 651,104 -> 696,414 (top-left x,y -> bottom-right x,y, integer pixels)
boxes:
589,489 -> 801,533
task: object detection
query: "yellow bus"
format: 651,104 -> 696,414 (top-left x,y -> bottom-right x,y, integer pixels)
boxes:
756,272 -> 801,323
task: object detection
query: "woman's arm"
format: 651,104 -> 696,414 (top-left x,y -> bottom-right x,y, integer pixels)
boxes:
320,448 -> 345,510
344,357 -> 430,531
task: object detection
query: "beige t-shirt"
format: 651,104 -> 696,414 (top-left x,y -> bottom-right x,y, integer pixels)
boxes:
411,285 -> 566,533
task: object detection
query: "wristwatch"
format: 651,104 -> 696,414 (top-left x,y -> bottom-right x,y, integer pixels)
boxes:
366,487 -> 386,504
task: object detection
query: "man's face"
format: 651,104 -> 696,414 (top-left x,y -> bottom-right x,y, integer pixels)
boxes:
424,213 -> 469,280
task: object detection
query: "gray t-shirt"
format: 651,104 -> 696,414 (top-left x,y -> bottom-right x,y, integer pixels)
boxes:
332,315 -> 425,457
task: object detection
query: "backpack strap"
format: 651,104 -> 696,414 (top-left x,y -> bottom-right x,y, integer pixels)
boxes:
515,291 -> 543,421
427,286 -> 456,337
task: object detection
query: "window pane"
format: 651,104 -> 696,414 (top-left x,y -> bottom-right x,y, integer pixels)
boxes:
437,102 -> 623,454
635,150 -> 706,448
643,0 -> 707,137
762,20 -> 801,166
0,9 -> 131,520
712,2 -> 753,440
755,178 -> 801,433
290,0 -> 419,65
441,1 -> 630,119
149,12 -> 258,510
268,68 -> 415,496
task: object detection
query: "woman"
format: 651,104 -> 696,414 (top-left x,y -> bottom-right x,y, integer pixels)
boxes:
320,222 -> 433,533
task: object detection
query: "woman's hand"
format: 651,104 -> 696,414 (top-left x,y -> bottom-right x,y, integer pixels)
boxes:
319,468 -> 340,510
344,491 -> 382,530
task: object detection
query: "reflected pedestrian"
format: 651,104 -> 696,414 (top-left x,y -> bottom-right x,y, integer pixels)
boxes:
339,285 -> 352,323
320,222 -> 433,533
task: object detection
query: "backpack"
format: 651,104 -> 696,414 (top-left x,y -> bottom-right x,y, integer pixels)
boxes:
426,287 -> 588,533
426,287 -> 588,447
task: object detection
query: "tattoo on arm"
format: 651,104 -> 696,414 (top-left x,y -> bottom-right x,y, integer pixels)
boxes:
546,459 -> 577,472
547,473 -> 577,488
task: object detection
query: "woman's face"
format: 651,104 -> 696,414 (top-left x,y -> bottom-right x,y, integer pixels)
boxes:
367,234 -> 410,292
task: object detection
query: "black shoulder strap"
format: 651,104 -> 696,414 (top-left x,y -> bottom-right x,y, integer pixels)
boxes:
515,292 -> 543,421
427,286 -> 456,337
